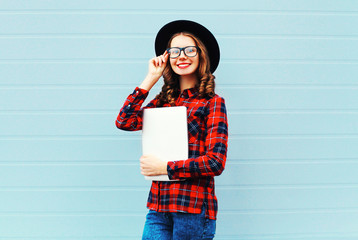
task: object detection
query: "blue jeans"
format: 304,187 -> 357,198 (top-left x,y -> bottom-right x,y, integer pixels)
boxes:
142,205 -> 216,240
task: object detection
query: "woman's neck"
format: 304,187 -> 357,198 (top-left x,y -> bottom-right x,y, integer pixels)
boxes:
179,74 -> 198,93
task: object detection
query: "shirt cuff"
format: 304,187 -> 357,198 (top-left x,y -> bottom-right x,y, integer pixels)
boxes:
126,87 -> 149,105
167,161 -> 176,180
133,87 -> 149,96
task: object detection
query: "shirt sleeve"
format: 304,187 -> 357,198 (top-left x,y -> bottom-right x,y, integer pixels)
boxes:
115,87 -> 155,131
167,96 -> 229,179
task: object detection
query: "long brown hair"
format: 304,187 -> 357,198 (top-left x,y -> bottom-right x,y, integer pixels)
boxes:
155,32 -> 216,106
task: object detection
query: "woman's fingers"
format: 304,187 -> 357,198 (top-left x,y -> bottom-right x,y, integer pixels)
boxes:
160,53 -> 167,65
158,51 -> 168,65
164,50 -> 169,59
152,56 -> 161,67
163,51 -> 169,62
149,52 -> 168,74
155,57 -> 160,67
160,55 -> 165,64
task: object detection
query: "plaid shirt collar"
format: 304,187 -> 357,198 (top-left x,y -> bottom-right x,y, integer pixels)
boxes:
180,87 -> 198,99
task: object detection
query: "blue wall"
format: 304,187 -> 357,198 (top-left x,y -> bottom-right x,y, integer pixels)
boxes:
1,0 -> 358,239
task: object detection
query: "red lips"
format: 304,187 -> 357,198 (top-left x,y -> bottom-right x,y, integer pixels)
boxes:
177,63 -> 191,69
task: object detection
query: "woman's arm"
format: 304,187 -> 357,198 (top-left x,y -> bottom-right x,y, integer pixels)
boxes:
139,51 -> 168,91
115,87 -> 150,131
115,51 -> 168,131
167,96 -> 229,179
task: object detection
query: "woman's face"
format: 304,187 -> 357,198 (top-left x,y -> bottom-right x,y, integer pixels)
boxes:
169,35 -> 200,77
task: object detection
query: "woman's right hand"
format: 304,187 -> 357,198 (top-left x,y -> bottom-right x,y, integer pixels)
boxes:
139,51 -> 169,91
148,51 -> 169,77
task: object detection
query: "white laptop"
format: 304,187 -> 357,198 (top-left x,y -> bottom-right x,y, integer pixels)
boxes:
142,106 -> 188,181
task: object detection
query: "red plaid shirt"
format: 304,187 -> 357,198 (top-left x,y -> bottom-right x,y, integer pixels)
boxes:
116,86 -> 228,219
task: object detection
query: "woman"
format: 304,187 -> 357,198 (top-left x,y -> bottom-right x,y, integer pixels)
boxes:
116,20 -> 228,240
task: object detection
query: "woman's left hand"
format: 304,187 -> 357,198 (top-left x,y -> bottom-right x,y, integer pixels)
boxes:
140,155 -> 168,176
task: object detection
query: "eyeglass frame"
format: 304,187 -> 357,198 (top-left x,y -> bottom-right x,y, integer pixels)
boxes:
166,46 -> 201,58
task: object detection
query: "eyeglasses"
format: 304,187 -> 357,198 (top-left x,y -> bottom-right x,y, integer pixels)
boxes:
166,46 -> 200,58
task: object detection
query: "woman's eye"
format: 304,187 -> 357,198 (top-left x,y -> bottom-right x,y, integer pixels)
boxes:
186,47 -> 196,53
170,49 -> 180,55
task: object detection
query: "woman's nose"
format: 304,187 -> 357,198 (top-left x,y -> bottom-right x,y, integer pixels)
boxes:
178,50 -> 187,59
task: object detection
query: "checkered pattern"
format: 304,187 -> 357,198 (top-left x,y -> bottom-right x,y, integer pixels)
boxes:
116,87 -> 228,220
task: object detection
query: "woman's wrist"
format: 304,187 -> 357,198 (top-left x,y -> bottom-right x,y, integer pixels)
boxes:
139,73 -> 161,91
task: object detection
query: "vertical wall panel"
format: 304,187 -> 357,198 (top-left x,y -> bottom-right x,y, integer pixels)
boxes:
1,0 -> 358,239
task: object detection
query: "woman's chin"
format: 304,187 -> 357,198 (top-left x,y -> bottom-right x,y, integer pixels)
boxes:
174,68 -> 196,76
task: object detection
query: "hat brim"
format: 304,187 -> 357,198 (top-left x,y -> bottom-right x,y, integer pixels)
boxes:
155,20 -> 220,73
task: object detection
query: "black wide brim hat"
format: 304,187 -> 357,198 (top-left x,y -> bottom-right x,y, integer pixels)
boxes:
155,20 -> 220,73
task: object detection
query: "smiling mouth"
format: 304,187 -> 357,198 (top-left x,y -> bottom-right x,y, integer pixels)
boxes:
177,63 -> 191,69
